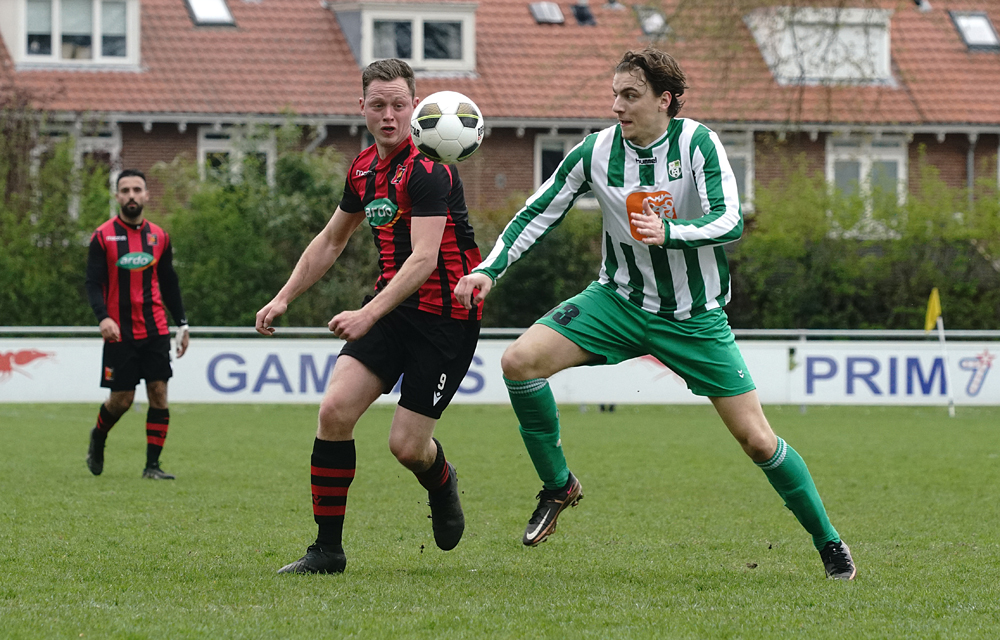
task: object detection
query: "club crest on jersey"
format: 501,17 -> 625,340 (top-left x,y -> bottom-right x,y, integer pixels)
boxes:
668,159 -> 682,180
390,165 -> 407,185
364,197 -> 401,228
146,233 -> 158,246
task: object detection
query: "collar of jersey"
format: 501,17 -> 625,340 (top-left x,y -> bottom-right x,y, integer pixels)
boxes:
622,118 -> 678,152
116,216 -> 145,231
376,138 -> 414,169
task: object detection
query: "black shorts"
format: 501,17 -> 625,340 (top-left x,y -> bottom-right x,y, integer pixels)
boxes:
100,334 -> 173,391
340,304 -> 480,420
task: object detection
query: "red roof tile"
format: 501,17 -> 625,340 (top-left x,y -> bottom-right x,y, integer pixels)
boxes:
1,0 -> 999,126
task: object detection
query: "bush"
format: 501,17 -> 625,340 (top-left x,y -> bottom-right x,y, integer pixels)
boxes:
727,149 -> 1000,329
0,91 -> 112,326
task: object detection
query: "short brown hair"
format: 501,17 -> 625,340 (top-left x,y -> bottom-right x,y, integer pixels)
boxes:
362,58 -> 416,97
616,47 -> 687,118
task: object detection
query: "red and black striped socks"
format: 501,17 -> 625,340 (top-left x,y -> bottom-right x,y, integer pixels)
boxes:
95,404 -> 121,436
414,438 -> 449,492
311,438 -> 356,550
145,407 -> 169,467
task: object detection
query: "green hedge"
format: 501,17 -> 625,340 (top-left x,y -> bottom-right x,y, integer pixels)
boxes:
2,104 -> 997,330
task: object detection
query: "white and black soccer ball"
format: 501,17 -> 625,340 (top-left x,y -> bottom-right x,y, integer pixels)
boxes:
410,91 -> 485,164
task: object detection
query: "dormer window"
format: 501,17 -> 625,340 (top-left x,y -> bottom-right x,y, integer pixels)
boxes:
331,3 -> 476,73
4,0 -> 140,67
745,7 -> 892,85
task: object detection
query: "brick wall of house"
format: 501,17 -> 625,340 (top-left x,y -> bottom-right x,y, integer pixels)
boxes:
911,133 -> 999,192
119,123 -> 197,207
753,132 -> 826,189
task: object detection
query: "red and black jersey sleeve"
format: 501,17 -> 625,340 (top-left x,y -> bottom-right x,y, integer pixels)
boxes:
408,157 -> 451,218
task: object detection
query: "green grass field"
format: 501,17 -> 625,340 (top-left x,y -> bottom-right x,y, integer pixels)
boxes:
1,403 -> 999,639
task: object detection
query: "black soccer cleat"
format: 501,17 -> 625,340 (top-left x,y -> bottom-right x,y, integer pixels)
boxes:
277,544 -> 347,574
86,428 -> 106,476
522,472 -> 583,546
142,463 -> 175,480
428,462 -> 465,551
819,539 -> 857,580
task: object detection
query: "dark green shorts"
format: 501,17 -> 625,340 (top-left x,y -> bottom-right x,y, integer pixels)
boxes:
536,282 -> 756,397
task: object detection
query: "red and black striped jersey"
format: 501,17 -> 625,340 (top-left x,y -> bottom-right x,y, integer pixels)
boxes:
340,139 -> 483,321
85,217 -> 187,341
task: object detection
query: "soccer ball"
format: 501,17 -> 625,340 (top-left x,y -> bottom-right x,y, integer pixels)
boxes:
410,91 -> 485,164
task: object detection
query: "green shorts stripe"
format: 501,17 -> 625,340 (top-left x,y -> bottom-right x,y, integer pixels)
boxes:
535,282 -> 756,397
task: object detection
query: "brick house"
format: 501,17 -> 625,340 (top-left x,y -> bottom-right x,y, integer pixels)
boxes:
1,0 -> 999,216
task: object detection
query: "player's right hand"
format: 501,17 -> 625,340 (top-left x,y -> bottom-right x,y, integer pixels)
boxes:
455,272 -> 493,310
99,317 -> 121,342
255,300 -> 287,336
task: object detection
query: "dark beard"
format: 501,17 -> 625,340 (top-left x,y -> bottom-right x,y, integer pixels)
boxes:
121,202 -> 143,219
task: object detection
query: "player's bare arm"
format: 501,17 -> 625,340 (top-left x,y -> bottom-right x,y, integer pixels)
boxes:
329,215 -> 447,341
255,207 -> 363,335
455,272 -> 493,310
630,197 -> 667,246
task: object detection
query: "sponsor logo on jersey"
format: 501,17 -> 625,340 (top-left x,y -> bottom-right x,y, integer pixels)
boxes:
668,159 -> 682,179
115,251 -> 157,271
146,233 -> 158,246
105,235 -> 127,241
636,157 -> 657,165
391,165 -> 407,185
364,198 -> 401,228
355,169 -> 374,177
625,191 -> 676,241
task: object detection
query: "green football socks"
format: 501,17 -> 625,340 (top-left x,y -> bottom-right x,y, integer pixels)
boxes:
504,376 -> 569,490
756,436 -> 840,550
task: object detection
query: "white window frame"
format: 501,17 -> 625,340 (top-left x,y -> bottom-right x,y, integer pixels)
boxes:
719,131 -> 754,212
1,0 -> 140,68
825,134 -> 907,238
359,3 -> 476,72
31,122 -> 122,218
197,126 -> 277,184
533,134 -> 598,210
745,7 -> 892,85
825,135 -> 907,203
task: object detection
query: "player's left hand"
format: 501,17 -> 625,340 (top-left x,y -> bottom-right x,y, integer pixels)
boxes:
176,324 -> 190,358
631,197 -> 666,246
329,308 -> 376,342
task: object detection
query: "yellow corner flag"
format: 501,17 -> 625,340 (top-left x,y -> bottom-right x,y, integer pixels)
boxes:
924,287 -> 942,333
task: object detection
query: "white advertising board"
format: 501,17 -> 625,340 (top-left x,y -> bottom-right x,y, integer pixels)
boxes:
0,338 -> 996,405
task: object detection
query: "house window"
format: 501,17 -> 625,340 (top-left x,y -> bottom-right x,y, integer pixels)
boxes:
745,7 -> 892,85
950,12 -> 1000,51
198,127 -> 276,184
11,0 -> 139,66
719,131 -> 754,211
346,5 -> 475,72
184,0 -> 235,26
534,134 -> 598,209
827,136 -> 906,202
32,123 -> 122,218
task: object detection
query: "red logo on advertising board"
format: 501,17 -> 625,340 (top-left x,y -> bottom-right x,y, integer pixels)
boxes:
0,349 -> 55,381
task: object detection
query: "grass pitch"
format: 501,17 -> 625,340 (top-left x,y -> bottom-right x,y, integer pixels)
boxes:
1,403 -> 999,639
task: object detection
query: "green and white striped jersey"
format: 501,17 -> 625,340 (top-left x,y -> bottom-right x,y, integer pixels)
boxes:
475,117 -> 743,320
